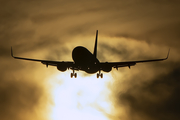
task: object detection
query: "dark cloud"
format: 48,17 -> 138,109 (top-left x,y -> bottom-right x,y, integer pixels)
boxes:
0,79 -> 43,120
113,67 -> 180,120
31,13 -> 65,24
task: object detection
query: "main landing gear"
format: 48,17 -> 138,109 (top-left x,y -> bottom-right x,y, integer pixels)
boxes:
70,70 -> 103,78
71,70 -> 77,78
97,71 -> 103,78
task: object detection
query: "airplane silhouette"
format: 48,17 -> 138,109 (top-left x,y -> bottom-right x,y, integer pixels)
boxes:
11,30 -> 170,78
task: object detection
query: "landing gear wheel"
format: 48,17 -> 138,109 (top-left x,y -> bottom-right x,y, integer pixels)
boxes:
70,73 -> 73,78
97,73 -> 99,78
100,73 -> 103,78
74,73 -> 77,78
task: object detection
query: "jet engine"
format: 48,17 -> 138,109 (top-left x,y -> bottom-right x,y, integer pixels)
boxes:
101,65 -> 112,72
57,64 -> 67,72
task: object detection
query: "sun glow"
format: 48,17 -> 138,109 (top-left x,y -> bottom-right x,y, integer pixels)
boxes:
48,70 -> 113,120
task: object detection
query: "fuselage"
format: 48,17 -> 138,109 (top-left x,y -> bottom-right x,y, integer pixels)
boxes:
72,46 -> 100,73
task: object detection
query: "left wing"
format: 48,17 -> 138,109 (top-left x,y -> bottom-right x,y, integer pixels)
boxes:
100,49 -> 170,69
11,47 -> 74,67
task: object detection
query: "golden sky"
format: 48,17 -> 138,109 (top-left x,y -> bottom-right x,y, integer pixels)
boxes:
1,0 -> 180,120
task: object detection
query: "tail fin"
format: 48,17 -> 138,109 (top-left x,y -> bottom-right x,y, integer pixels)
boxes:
93,30 -> 98,58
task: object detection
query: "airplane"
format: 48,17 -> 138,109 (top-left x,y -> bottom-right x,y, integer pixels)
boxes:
11,30 -> 170,78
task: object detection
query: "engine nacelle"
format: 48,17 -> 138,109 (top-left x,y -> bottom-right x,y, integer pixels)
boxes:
57,63 -> 67,72
101,66 -> 112,72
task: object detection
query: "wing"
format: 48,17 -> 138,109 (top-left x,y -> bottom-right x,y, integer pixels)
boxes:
11,47 -> 74,67
100,49 -> 170,69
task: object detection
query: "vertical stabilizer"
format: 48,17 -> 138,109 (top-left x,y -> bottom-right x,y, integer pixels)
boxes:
93,30 -> 98,58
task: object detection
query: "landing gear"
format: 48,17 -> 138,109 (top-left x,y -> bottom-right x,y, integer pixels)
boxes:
97,71 -> 103,78
74,73 -> 77,78
71,73 -> 73,78
100,73 -> 103,78
71,70 -> 77,78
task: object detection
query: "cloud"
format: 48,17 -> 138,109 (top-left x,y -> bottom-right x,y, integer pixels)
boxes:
1,0 -> 180,120
0,65 -> 49,120
0,79 -> 43,120
106,38 -> 180,120
112,67 -> 180,120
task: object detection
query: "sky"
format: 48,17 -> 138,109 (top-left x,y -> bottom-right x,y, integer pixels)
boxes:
0,0 -> 180,120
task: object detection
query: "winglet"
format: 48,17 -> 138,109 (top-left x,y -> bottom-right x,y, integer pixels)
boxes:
93,30 -> 98,58
166,48 -> 170,59
11,47 -> 14,57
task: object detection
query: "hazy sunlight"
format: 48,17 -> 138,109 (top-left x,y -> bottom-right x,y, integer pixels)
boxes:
48,70 -> 113,120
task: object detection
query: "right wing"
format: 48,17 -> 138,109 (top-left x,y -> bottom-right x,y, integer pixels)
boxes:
11,47 -> 74,67
100,49 -> 170,69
